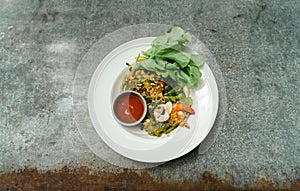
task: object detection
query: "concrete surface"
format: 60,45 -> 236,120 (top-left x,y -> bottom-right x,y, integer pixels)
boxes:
0,0 -> 299,189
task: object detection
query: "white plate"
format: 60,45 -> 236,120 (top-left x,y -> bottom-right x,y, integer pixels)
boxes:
88,37 -> 218,163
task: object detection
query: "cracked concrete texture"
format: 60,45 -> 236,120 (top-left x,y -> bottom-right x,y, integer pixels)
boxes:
0,0 -> 299,188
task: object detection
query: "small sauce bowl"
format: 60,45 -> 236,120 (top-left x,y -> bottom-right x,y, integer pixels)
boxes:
112,90 -> 147,126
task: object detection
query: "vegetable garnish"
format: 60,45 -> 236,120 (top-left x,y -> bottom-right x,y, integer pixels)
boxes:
132,26 -> 205,88
120,26 -> 205,137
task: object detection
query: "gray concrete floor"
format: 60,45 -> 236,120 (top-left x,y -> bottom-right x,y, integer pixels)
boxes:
0,0 -> 299,189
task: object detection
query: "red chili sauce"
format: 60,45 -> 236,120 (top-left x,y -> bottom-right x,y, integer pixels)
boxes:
113,92 -> 145,124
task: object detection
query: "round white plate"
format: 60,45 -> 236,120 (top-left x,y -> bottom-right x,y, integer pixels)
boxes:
88,37 -> 218,163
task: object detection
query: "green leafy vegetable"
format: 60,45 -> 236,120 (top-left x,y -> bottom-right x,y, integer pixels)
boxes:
179,97 -> 193,106
133,26 -> 205,88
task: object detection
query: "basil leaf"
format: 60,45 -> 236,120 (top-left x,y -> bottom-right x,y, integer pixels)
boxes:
189,64 -> 202,78
156,50 -> 191,68
191,54 -> 205,67
140,59 -> 156,71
